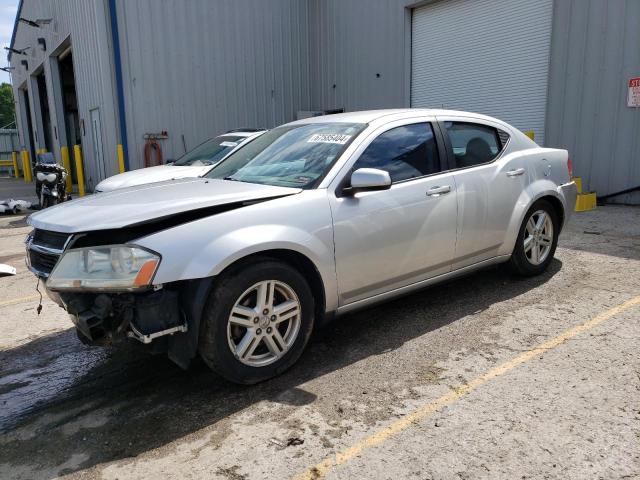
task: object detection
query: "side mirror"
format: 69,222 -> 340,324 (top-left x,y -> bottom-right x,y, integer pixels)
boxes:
345,168 -> 391,194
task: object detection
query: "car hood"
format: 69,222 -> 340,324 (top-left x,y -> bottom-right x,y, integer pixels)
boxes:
95,165 -> 212,192
28,178 -> 302,233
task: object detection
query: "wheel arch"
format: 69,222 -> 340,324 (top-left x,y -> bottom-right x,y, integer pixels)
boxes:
214,249 -> 328,325
539,194 -> 565,230
500,183 -> 567,257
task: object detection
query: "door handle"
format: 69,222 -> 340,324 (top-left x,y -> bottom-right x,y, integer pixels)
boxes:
426,185 -> 451,196
506,168 -> 526,177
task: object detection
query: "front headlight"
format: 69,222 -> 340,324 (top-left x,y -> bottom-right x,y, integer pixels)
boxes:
36,172 -> 58,183
47,245 -> 160,291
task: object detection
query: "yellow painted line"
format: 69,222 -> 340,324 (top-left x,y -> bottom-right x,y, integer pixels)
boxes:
0,295 -> 40,308
294,294 -> 640,480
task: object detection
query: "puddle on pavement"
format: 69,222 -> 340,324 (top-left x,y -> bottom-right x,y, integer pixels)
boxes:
0,329 -> 170,432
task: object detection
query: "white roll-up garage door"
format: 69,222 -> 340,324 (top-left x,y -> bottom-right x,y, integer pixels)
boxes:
411,0 -> 553,145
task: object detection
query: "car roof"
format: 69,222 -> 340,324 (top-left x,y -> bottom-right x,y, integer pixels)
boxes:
284,108 -> 510,127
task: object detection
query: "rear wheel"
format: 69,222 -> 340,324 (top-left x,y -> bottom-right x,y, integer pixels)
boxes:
509,199 -> 559,276
199,259 -> 315,384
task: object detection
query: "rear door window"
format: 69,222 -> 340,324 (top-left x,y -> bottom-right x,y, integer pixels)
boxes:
443,122 -> 502,169
353,123 -> 441,183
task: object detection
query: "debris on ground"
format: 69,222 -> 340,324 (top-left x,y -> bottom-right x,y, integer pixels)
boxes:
0,199 -> 32,214
268,437 -> 305,449
0,264 -> 17,276
268,438 -> 285,448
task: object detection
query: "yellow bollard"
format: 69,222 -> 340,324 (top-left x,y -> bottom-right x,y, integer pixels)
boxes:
73,145 -> 86,197
21,150 -> 32,182
11,151 -> 19,178
61,146 -> 72,192
117,144 -> 125,173
524,131 -> 535,140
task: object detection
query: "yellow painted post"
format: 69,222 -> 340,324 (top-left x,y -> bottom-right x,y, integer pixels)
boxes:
524,131 -> 535,140
61,146 -> 72,192
73,145 -> 86,197
11,151 -> 19,178
21,150 -> 32,182
117,144 -> 125,173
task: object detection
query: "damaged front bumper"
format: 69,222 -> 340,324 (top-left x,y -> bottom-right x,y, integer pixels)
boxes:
42,276 -> 213,369
49,287 -> 187,346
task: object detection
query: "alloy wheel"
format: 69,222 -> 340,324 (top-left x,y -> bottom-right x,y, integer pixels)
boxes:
523,209 -> 554,265
227,280 -> 302,367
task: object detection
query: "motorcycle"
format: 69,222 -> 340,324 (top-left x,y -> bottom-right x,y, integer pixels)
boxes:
34,153 -> 69,209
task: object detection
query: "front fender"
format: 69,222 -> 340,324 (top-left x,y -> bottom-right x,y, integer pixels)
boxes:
188,224 -> 332,279
136,191 -> 339,311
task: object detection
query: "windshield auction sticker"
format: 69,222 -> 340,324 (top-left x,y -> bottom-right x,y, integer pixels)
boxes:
307,133 -> 352,144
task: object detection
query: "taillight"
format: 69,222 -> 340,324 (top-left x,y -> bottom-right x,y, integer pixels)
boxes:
567,157 -> 573,178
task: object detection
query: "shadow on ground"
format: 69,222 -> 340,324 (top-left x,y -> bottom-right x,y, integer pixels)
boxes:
0,260 -> 561,477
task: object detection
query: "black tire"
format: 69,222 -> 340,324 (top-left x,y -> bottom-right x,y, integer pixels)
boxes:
509,199 -> 559,276
199,258 -> 315,384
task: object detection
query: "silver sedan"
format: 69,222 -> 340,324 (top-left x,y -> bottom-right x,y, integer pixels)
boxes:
27,109 -> 577,384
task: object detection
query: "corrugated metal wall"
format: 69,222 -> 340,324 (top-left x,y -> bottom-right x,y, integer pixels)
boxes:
116,0 -> 313,169
0,130 -> 19,155
9,0 -> 638,202
9,0 -> 120,189
308,0 -> 411,112
546,0 -> 640,203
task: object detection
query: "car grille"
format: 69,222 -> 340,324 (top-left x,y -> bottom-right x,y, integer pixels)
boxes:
29,250 -> 60,275
27,229 -> 71,277
33,229 -> 70,250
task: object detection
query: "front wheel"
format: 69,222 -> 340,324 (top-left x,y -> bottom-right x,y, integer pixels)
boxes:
199,259 -> 315,384
509,199 -> 559,276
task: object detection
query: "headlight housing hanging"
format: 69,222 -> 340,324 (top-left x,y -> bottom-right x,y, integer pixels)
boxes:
47,245 -> 160,291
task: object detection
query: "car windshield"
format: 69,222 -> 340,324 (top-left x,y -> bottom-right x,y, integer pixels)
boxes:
173,135 -> 248,166
206,123 -> 365,188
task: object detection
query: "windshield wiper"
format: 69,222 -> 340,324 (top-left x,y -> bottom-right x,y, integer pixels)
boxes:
223,176 -> 240,182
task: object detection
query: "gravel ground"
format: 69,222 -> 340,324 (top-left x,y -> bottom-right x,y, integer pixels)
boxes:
0,204 -> 638,479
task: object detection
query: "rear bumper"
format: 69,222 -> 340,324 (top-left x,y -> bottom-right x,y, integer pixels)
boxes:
558,181 -> 578,228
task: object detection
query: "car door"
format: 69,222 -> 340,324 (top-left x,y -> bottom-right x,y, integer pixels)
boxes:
438,118 -> 530,270
329,120 -> 458,306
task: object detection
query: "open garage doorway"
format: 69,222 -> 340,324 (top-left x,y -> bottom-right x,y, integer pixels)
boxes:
52,45 -> 81,186
19,87 -> 36,167
33,71 -> 54,154
57,48 -> 81,152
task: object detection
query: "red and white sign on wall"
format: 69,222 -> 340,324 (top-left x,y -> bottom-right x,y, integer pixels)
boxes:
628,77 -> 640,107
